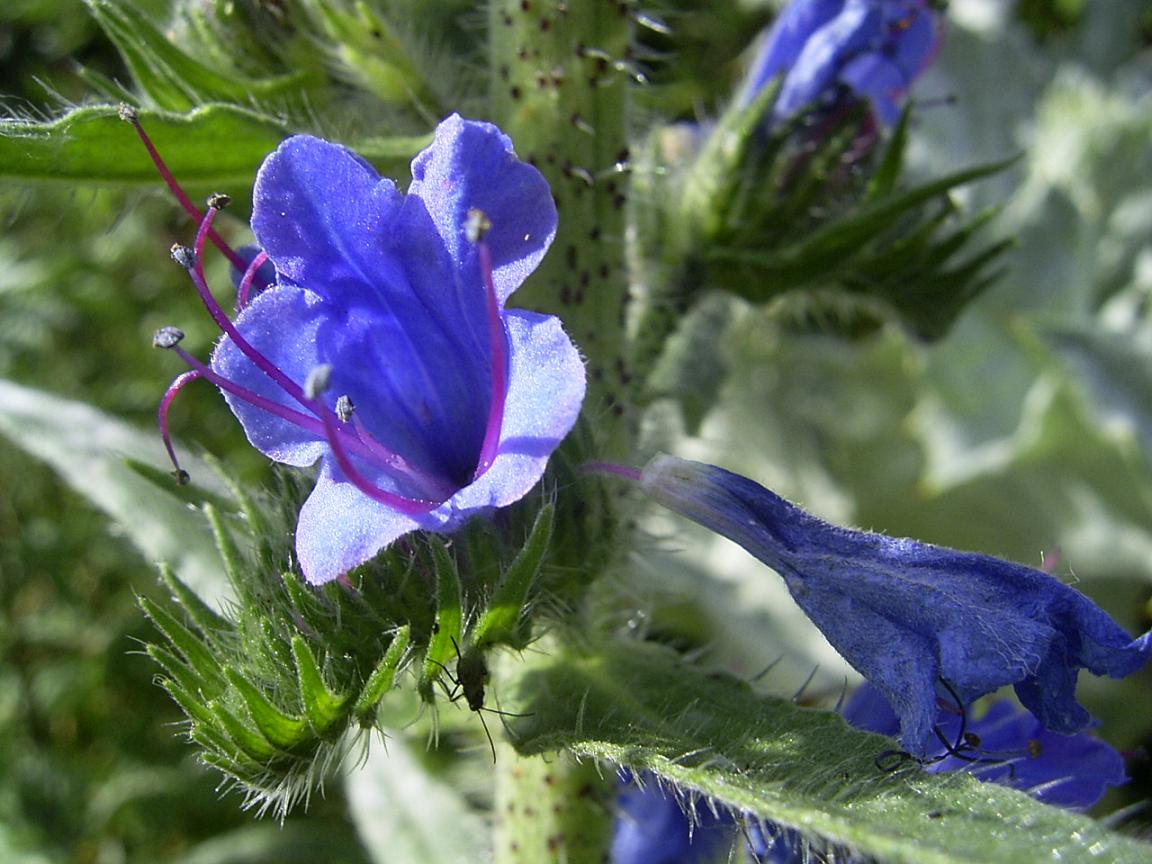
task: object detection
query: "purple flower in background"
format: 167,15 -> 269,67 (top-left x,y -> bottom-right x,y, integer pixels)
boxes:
156,115 -> 585,584
740,0 -> 941,127
844,682 -> 1128,810
611,774 -> 735,864
640,455 -> 1152,758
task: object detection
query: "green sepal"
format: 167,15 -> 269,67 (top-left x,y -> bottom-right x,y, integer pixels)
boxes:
138,595 -> 229,695
224,668 -> 311,753
471,503 -> 554,651
84,0 -> 318,111
291,636 -> 352,738
866,103 -> 912,199
156,564 -> 230,637
420,541 -> 463,701
146,643 -> 218,706
208,696 -> 284,762
354,625 -> 412,725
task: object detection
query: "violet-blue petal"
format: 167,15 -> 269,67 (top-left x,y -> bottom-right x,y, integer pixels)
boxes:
212,280 -> 481,486
611,774 -> 734,864
248,133 -> 500,482
295,310 -> 584,584
740,0 -> 843,99
769,1 -> 879,122
227,244 -> 276,294
251,135 -> 404,304
407,113 -> 557,305
210,285 -> 328,467
640,455 -> 1152,757
741,0 -> 941,128
843,683 -> 1128,810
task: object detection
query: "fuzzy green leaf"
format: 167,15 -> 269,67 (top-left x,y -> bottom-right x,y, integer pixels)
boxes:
503,640 -> 1152,864
346,736 -> 489,864
0,104 -> 286,187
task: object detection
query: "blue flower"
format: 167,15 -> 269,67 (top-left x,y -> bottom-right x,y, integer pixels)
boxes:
161,115 -> 585,584
640,455 -> 1152,757
740,0 -> 941,127
844,682 -> 1128,810
611,774 -> 735,864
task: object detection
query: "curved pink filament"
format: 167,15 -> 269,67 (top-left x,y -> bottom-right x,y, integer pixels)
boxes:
128,115 -> 247,272
314,398 -> 444,516
471,241 -> 508,481
158,369 -> 201,477
186,209 -> 312,409
236,249 -> 270,311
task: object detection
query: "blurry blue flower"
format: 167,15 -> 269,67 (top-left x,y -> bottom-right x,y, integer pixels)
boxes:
169,115 -> 584,584
612,774 -> 735,864
640,455 -> 1152,757
844,682 -> 1128,810
740,0 -> 941,127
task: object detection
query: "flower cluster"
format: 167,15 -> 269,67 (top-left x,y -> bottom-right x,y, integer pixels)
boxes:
155,115 -> 585,584
740,0 -> 941,127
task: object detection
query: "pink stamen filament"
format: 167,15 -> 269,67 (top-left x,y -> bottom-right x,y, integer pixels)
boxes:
158,369 -> 201,479
166,345 -> 447,497
186,208 -> 313,408
312,395 -> 442,516
472,240 -> 508,481
236,249 -> 269,311
127,113 -> 249,274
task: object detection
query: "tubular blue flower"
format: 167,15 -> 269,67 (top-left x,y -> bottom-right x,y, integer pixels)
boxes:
739,0 -> 941,127
157,115 -> 585,584
640,455 -> 1152,758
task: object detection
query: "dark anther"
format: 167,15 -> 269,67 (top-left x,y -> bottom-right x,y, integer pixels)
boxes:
172,469 -> 191,485
152,326 -> 186,349
335,394 -> 355,422
207,192 -> 232,210
465,208 -> 492,243
170,244 -> 196,270
305,364 -> 333,400
117,103 -> 138,123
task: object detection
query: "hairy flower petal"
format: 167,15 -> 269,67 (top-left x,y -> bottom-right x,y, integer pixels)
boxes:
407,114 -> 557,305
742,0 -> 941,127
295,311 -> 584,584
641,455 -> 1152,756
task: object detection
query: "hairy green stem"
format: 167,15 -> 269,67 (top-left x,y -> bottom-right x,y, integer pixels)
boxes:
489,0 -> 635,459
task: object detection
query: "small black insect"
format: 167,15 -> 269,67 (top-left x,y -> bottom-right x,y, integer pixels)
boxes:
430,636 -> 526,762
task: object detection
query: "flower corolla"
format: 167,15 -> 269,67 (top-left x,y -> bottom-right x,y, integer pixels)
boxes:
160,115 -> 585,584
